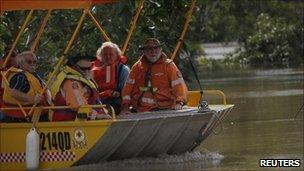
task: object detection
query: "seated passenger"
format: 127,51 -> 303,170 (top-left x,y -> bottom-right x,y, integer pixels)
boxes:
121,38 -> 188,114
50,53 -> 111,121
2,51 -> 51,122
92,42 -> 130,114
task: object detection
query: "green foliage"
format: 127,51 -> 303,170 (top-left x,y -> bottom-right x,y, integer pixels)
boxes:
234,13 -> 303,67
1,0 -> 194,75
1,0 -> 303,78
192,0 -> 303,69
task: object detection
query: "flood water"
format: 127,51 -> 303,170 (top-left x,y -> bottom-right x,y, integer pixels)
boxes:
64,68 -> 303,171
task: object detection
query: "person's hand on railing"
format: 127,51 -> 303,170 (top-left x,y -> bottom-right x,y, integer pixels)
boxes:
32,94 -> 45,105
174,102 -> 184,110
120,105 -> 131,115
69,102 -> 80,110
90,109 -> 111,120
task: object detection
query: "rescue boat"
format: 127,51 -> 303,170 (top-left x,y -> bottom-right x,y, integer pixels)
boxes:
0,0 -> 234,170
0,104 -> 233,170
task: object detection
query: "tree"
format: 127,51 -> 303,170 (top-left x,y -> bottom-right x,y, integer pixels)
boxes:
1,0 -> 194,75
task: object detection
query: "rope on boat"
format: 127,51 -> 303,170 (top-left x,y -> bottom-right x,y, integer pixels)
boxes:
293,103 -> 304,119
210,110 -> 223,135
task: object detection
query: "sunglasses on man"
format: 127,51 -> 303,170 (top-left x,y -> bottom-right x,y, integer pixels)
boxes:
78,65 -> 92,71
141,45 -> 161,51
25,59 -> 37,65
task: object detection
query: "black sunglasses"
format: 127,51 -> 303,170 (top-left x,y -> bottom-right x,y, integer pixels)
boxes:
143,45 -> 161,51
78,65 -> 92,71
25,59 -> 37,65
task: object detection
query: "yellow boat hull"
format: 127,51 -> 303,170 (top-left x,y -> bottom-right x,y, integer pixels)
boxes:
0,105 -> 233,170
0,120 -> 113,170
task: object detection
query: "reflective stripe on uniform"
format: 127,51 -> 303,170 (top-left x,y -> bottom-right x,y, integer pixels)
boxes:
171,78 -> 184,87
141,97 -> 155,104
126,78 -> 135,84
122,95 -> 131,100
106,66 -> 111,83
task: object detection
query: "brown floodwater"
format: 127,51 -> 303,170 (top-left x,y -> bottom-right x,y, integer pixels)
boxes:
62,68 -> 303,171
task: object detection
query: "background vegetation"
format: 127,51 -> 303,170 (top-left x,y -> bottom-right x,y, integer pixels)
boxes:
1,0 -> 303,78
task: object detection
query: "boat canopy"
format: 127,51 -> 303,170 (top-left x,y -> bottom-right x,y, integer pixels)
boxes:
0,0 -> 123,12
1,0 -> 231,119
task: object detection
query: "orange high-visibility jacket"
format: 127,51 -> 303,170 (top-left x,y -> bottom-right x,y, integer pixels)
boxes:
122,53 -> 187,112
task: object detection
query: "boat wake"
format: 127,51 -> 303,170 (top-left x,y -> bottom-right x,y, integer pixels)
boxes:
103,151 -> 224,166
65,151 -> 224,170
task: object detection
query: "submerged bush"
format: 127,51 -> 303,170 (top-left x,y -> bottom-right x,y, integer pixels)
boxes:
235,13 -> 303,68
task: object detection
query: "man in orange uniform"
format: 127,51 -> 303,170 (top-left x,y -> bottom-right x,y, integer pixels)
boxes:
93,42 -> 129,114
50,53 -> 111,121
121,38 -> 187,113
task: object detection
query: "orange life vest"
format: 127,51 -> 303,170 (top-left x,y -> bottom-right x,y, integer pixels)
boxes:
93,61 -> 117,92
92,55 -> 127,98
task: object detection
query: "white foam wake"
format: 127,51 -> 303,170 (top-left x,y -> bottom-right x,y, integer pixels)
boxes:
63,151 -> 224,171
101,151 -> 224,166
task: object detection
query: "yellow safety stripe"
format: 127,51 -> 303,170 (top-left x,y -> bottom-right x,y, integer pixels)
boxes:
139,86 -> 158,92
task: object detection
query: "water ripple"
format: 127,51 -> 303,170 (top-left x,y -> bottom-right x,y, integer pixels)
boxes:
230,89 -> 303,98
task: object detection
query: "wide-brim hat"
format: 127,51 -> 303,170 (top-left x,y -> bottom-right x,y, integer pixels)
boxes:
139,38 -> 164,50
67,52 -> 96,65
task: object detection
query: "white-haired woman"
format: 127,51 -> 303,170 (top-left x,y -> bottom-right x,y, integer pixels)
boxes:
2,51 -> 51,122
92,42 -> 130,114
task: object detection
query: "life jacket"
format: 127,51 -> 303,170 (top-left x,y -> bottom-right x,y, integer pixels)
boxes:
0,59 -> 15,108
50,66 -> 98,98
2,67 -> 45,118
92,55 -> 127,98
122,53 -> 187,112
50,66 -> 99,121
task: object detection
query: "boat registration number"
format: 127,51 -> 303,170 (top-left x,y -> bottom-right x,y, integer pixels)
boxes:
40,132 -> 71,151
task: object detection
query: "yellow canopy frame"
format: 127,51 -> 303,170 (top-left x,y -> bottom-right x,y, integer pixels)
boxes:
0,0 -> 217,125
0,1 -> 146,120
